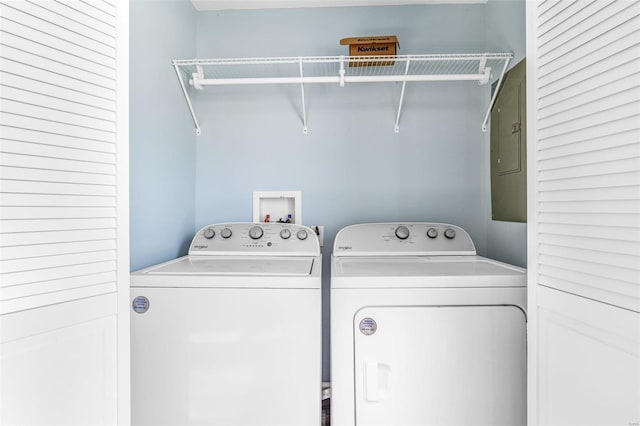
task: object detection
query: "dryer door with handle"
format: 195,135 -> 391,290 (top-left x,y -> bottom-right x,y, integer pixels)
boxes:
354,305 -> 526,426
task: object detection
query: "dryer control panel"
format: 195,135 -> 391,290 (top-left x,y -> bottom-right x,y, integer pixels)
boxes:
333,223 -> 476,256
189,223 -> 320,256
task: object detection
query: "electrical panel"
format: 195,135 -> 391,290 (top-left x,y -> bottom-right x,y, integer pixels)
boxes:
491,59 -> 527,223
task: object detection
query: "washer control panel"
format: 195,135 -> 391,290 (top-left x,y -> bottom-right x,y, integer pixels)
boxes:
333,223 -> 476,256
189,223 -> 320,255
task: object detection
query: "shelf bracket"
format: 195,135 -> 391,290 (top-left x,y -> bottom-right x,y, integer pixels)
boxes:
339,56 -> 346,87
478,57 -> 489,85
191,65 -> 204,90
481,56 -> 511,132
299,58 -> 308,134
394,58 -> 411,133
173,61 -> 201,135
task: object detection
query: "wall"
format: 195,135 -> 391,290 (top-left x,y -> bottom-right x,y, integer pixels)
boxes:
129,0 -> 197,271
485,0 -> 527,267
194,5 -> 492,243
194,4 -> 491,380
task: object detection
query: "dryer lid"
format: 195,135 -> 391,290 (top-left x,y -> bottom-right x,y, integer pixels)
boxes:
332,256 -> 526,288
334,257 -> 522,277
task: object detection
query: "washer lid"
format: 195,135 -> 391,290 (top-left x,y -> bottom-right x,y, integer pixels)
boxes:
144,256 -> 316,276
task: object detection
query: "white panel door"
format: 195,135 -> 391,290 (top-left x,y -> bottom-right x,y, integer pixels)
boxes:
353,306 -> 526,426
527,0 -> 640,424
1,296 -> 117,425
0,0 -> 129,424
537,287 -> 639,425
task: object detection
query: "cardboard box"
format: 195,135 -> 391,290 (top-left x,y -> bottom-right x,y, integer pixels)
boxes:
340,35 -> 399,67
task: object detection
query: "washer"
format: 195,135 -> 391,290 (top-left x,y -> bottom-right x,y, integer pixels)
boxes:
131,223 -> 321,426
331,223 -> 526,426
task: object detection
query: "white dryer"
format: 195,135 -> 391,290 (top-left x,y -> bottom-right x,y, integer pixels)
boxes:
331,223 -> 526,426
130,223 -> 321,426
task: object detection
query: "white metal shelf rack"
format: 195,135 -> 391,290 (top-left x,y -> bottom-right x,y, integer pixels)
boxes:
173,53 -> 512,135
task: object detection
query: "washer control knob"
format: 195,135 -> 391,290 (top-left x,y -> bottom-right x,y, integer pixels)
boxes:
426,228 -> 438,239
248,226 -> 264,240
220,228 -> 232,239
280,229 -> 291,240
296,229 -> 308,240
395,225 -> 410,240
203,228 -> 215,239
444,228 -> 456,239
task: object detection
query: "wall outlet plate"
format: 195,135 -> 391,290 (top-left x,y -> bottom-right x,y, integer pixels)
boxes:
252,191 -> 301,224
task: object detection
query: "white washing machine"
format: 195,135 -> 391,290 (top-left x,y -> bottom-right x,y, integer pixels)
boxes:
331,223 -> 526,426
130,222 -> 321,426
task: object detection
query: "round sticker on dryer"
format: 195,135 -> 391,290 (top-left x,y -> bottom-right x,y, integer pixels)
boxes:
359,318 -> 377,335
132,296 -> 150,314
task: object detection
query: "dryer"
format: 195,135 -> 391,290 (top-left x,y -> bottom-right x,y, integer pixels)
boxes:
331,223 -> 526,426
131,222 -> 321,426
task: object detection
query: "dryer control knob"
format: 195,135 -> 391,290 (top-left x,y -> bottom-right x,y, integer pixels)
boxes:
203,228 -> 215,239
444,228 -> 456,239
296,229 -> 308,240
395,225 -> 410,240
220,228 -> 232,239
426,228 -> 438,239
248,226 -> 264,240
280,229 -> 291,239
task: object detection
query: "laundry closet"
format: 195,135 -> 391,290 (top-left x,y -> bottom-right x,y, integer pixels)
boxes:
1,0 -> 638,425
129,1 -> 640,424
130,0 -> 527,385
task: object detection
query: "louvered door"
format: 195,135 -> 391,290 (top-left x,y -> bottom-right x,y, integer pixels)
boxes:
527,0 -> 640,424
0,1 -> 129,424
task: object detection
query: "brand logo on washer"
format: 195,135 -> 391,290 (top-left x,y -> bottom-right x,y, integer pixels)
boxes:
193,245 -> 208,249
337,246 -> 352,250
359,318 -> 377,335
132,296 -> 150,314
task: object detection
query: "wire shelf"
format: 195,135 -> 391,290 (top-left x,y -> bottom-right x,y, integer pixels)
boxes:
172,53 -> 513,134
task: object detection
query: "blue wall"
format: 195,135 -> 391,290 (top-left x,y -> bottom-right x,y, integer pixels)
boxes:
193,4 -> 490,243
130,0 -> 197,271
485,0 -> 527,267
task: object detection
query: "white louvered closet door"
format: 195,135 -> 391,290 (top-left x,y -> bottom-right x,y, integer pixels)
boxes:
0,1 -> 129,424
527,0 -> 640,425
